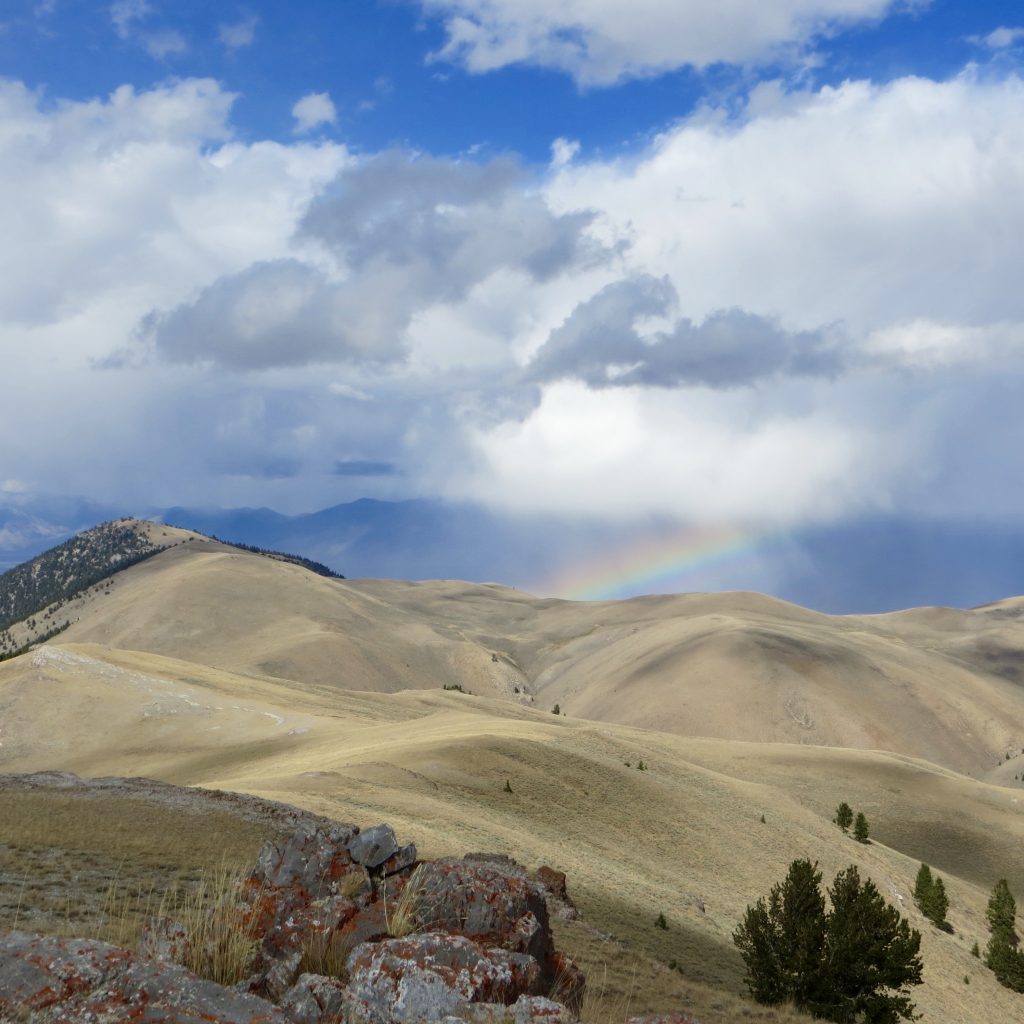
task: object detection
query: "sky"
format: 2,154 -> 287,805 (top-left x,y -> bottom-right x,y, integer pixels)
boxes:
2,1 -> 1024,601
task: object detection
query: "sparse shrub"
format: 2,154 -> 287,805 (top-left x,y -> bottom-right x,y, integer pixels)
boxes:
637,760 -> 646,771
552,704 -> 560,715
834,802 -> 853,832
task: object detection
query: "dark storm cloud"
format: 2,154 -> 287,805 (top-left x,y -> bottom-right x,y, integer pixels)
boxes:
146,151 -> 605,370
529,275 -> 844,389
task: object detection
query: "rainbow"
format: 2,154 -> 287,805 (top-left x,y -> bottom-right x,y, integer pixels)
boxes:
533,523 -> 787,601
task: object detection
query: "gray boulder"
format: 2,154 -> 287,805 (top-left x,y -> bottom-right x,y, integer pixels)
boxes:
343,933 -> 544,1024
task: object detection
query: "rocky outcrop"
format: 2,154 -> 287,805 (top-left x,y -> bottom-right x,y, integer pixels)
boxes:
0,821 -> 588,1024
0,930 -> 286,1022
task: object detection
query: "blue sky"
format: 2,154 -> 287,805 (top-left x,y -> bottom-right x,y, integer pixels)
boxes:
5,1 -> 1023,160
2,1 -> 1024,600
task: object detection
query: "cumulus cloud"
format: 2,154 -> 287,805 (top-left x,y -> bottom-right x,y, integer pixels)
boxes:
545,71 -> 1024,334
292,92 -> 337,133
529,275 -> 843,389
418,0 -> 918,85
5,65 -> 1024,531
450,381 -> 885,523
146,259 -> 410,368
0,78 -> 345,331
148,151 -> 604,369
219,12 -> 258,50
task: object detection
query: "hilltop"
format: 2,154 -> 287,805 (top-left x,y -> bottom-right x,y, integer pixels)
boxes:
0,518 -> 342,660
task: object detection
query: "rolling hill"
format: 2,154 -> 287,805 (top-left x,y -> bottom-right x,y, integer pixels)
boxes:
2,521 -> 1024,1022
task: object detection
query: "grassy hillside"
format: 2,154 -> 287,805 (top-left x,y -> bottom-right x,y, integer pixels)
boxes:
2,640 -> 1023,1023
44,538 -> 1024,777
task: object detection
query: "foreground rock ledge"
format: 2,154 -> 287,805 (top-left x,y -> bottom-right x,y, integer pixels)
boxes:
0,820 -> 614,1024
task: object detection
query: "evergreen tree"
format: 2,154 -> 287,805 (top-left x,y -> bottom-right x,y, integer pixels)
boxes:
986,879 -> 1024,991
813,866 -> 923,1024
733,859 -> 827,1007
913,863 -> 933,910
914,864 -> 950,930
987,879 -> 1018,944
924,876 -> 949,931
854,812 -> 871,844
835,802 -> 854,832
735,861 -> 923,1022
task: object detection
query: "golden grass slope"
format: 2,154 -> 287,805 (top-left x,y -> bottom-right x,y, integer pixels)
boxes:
2,640 -> 1024,1022
45,538 -> 1024,777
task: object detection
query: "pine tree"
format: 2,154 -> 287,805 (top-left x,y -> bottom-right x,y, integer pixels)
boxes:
913,863 -> 933,910
914,864 -> 950,930
986,879 -> 1024,991
987,879 -> 1018,944
925,876 -> 949,931
834,801 -> 854,832
853,811 -> 870,844
812,866 -> 923,1024
733,859 -> 826,1007
734,861 -> 922,1022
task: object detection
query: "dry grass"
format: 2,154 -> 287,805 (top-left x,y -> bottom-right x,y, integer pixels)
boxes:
384,864 -> 424,938
299,928 -> 356,981
170,865 -> 261,986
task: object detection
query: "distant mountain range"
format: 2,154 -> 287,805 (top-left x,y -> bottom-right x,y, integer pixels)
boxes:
2,494 -> 1023,613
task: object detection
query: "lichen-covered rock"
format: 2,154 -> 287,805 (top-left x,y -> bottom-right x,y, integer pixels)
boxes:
0,930 -> 285,1022
343,933 -> 544,1024
547,952 -> 586,1016
455,994 -> 577,1023
626,1015 -> 704,1024
413,858 -> 553,967
250,826 -> 358,899
533,867 -> 570,905
280,972 -> 346,1024
347,823 -> 401,870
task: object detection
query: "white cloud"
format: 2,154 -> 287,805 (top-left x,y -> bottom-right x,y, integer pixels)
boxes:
969,26 -> 1024,50
219,13 -> 259,50
545,71 -> 1024,334
419,0 -> 920,85
550,138 -> 580,168
3,66 -> 1024,529
110,0 -> 151,38
110,0 -> 187,58
451,381 -> 884,523
292,92 -> 337,134
143,27 -> 187,58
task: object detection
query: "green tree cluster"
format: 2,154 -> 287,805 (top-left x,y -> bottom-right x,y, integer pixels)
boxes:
986,879 -> 1024,991
734,859 -> 923,1023
913,863 -> 950,931
834,801 -> 870,843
